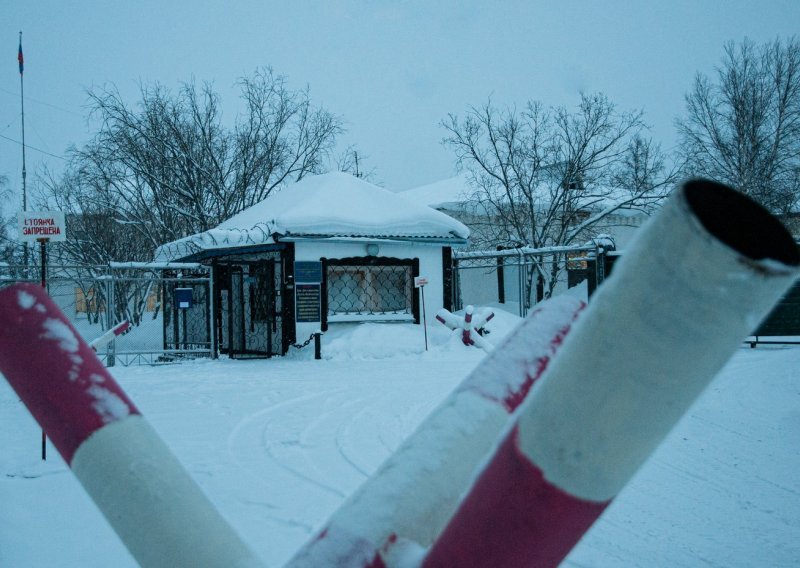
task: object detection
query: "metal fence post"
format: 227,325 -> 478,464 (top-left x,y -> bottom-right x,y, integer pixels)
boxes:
496,246 -> 505,304
518,250 -> 525,318
209,264 -> 218,359
106,273 -> 115,368
452,258 -> 462,312
594,242 -> 606,288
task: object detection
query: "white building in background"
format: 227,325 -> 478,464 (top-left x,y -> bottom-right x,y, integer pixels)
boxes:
156,172 -> 469,358
399,174 -> 651,251
399,175 -> 654,312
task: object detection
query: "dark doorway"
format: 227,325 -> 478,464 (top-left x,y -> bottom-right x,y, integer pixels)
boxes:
216,254 -> 285,358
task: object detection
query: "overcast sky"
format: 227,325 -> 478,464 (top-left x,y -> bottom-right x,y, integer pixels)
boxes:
2,1 -> 798,206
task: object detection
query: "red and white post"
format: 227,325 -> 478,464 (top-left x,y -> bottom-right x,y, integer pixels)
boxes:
0,284 -> 263,568
287,295 -> 586,567
422,180 -> 800,567
88,319 -> 130,352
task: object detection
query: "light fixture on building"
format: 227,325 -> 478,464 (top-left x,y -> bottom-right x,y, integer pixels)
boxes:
366,243 -> 379,256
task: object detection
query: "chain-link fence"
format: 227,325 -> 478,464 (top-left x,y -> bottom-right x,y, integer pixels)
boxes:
0,262 -> 212,366
453,242 -> 612,317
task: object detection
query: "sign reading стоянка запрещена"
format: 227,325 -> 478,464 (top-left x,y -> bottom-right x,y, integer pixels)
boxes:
18,211 -> 67,242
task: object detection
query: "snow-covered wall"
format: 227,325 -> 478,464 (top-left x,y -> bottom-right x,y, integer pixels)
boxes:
294,240 -> 447,341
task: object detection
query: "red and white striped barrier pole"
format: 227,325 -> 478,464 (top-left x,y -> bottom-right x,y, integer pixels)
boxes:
287,295 -> 585,567
422,180 -> 800,567
0,284 -> 264,568
461,305 -> 474,345
434,308 -> 460,329
436,306 -> 495,351
88,319 -> 130,352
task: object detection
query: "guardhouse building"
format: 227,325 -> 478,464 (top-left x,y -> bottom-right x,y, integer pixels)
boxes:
155,172 -> 469,358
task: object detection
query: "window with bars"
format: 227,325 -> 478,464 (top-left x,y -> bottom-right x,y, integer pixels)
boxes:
325,260 -> 415,322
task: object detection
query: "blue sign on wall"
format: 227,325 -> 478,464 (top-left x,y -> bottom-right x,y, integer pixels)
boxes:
295,261 -> 323,284
174,287 -> 193,309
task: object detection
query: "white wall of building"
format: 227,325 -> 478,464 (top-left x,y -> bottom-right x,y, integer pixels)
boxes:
593,212 -> 647,250
294,240 -> 449,340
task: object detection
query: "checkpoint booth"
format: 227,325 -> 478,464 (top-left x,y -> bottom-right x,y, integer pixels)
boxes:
155,172 -> 469,358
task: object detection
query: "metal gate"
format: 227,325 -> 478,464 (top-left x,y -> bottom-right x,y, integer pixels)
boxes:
452,243 -> 609,317
0,262 -> 212,366
217,256 -> 284,358
754,279 -> 800,340
161,276 -> 211,352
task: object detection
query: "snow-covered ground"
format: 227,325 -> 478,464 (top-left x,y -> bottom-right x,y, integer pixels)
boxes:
1,307 -> 799,567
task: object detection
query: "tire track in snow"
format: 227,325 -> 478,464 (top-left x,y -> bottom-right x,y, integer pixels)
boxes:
261,390 -> 350,498
292,390 -> 377,495
334,393 -> 388,480
332,389 -> 449,487
228,388 -> 349,500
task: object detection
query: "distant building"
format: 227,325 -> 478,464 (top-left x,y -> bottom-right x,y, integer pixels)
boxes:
399,173 -> 652,251
400,174 -> 657,312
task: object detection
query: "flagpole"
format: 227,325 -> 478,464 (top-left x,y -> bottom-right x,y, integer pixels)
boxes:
18,31 -> 41,459
19,31 -> 29,272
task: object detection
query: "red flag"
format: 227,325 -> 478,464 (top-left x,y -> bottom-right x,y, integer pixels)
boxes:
18,38 -> 24,75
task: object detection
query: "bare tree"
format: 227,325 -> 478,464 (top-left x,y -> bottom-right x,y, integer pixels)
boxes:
36,167 -> 150,265
31,167 -> 153,327
336,145 -> 377,182
442,93 -> 677,300
677,37 -> 800,214
0,174 -> 23,266
443,93 -> 674,296
38,68 -> 343,262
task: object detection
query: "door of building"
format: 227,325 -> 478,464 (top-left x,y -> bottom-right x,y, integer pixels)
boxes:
217,255 -> 284,358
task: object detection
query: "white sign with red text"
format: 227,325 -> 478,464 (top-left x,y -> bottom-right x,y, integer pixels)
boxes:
18,211 -> 67,242
414,276 -> 428,288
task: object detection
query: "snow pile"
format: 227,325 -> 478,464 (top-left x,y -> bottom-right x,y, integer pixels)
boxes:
319,322 -> 449,360
315,307 -> 521,361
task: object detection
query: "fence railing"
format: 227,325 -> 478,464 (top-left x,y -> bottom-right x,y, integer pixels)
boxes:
0,262 -> 212,366
452,241 -> 614,317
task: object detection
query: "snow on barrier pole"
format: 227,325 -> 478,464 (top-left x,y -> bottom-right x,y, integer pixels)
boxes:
287,295 -> 586,568
0,284 -> 264,568
88,319 -> 130,352
422,179 -> 800,568
461,305 -> 474,345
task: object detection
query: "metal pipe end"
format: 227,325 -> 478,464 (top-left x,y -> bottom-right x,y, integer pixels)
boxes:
684,179 -> 800,267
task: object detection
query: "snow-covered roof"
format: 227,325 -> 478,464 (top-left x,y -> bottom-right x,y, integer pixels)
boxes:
402,174 -> 654,218
155,172 -> 470,261
399,173 -> 475,209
